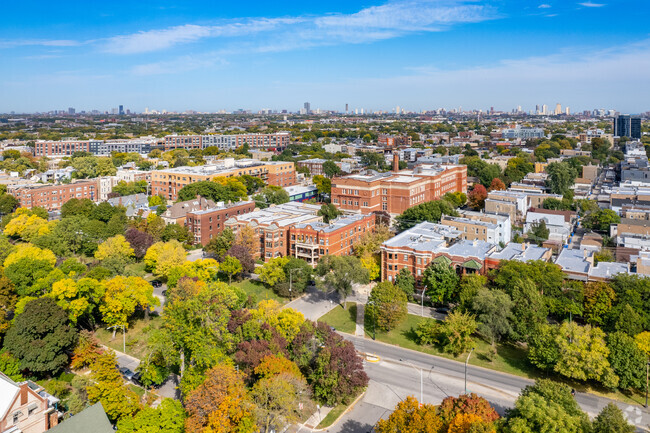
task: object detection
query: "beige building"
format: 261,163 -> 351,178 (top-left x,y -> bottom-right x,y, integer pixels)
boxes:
0,373 -> 59,433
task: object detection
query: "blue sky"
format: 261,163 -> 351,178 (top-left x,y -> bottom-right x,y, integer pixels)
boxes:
1,0 -> 649,113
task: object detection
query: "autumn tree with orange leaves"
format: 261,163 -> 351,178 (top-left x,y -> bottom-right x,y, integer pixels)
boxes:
185,364 -> 257,433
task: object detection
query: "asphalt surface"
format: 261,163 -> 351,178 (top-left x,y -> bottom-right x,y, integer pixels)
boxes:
322,335 -> 650,433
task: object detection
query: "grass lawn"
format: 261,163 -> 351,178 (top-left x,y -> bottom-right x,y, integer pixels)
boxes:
124,262 -> 147,277
316,404 -> 347,429
367,314 -> 538,379
231,279 -> 287,305
94,314 -> 163,359
317,303 -> 357,334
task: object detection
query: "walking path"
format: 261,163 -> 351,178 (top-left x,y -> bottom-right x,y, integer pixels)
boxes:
355,303 -> 365,337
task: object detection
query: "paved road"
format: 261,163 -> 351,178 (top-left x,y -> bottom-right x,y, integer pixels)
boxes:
323,335 -> 650,433
284,286 -> 341,321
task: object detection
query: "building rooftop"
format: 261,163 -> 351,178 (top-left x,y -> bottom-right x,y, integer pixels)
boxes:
48,403 -> 113,433
294,213 -> 371,234
153,158 -> 290,176
227,202 -> 322,228
188,200 -> 254,215
555,248 -> 592,274
382,222 -> 461,251
284,185 -> 317,196
488,242 -> 549,262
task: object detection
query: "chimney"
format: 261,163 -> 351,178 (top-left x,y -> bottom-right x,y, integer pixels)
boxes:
392,153 -> 400,172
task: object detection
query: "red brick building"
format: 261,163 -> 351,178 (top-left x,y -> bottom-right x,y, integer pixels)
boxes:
289,214 -> 375,266
187,201 -> 256,246
8,180 -> 98,211
331,164 -> 467,215
224,202 -> 322,261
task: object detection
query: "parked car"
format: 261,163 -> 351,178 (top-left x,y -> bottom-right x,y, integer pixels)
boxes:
119,367 -> 135,381
132,372 -> 143,386
150,280 -> 162,288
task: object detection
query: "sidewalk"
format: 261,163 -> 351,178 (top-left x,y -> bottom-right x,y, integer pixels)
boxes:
355,303 -> 365,337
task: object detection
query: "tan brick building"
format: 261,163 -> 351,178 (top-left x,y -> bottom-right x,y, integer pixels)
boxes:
331,164 -> 467,216
289,214 -> 375,266
8,180 -> 98,211
151,159 -> 296,201
0,373 -> 59,433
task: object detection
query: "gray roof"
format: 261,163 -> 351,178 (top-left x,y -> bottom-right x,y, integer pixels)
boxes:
555,248 -> 591,274
488,242 -> 549,262
48,403 -> 113,433
446,240 -> 495,259
588,262 -> 629,279
294,214 -> 371,233
382,222 -> 462,252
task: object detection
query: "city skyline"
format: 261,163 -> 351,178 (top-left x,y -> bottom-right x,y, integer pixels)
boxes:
2,0 -> 650,113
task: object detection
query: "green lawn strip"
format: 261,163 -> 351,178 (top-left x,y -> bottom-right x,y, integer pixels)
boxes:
315,403 -> 347,429
365,314 -> 648,407
94,315 -> 163,359
129,384 -> 145,398
317,303 -> 357,334
231,279 -> 287,305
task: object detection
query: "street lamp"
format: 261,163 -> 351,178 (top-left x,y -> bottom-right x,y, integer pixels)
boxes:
421,287 -> 426,317
367,300 -> 376,340
465,348 -> 474,394
401,359 -> 425,405
645,360 -> 650,408
289,268 -> 302,301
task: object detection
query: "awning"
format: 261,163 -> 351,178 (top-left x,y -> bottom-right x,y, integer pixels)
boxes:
462,259 -> 482,270
432,255 -> 452,265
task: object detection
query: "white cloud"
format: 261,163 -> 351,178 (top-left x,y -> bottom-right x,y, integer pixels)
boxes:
538,4 -> 552,8
101,0 -> 495,54
130,54 -> 227,76
578,2 -> 605,7
0,39 -> 81,48
281,39 -> 650,112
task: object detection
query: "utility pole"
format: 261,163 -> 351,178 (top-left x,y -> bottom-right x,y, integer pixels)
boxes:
401,359 -> 423,405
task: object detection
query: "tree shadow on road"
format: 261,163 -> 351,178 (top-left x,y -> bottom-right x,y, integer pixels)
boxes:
334,419 -> 374,433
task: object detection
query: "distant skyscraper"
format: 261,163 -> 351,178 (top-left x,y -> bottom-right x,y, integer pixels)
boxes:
614,115 -> 642,139
565,107 -> 570,115
542,104 -> 548,115
345,103 -> 348,113
303,102 -> 310,114
395,106 -> 401,115
554,103 -> 562,115
118,105 -> 124,115
535,104 -> 540,114
68,107 -> 75,115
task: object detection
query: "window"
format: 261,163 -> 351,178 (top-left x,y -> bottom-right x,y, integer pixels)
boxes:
403,254 -> 408,261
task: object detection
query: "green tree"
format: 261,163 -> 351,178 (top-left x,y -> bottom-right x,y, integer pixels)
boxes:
253,186 -> 290,208
322,160 -> 342,178
606,332 -> 646,390
94,234 -> 135,273
251,372 -> 309,433
315,255 -> 369,308
458,274 -> 487,311
440,310 -> 477,356
161,223 -> 191,243
582,209 -> 621,232
395,267 -> 415,301
3,244 -> 57,296
317,203 -> 341,223
422,262 -> 459,304
471,288 -> 513,346
259,257 -> 289,287
0,350 -> 24,381
509,278 -> 548,343
313,175 -> 331,195
116,398 -> 185,433
221,256 -> 243,284
554,322 -> 619,389
177,179 -> 248,203
527,219 -> 549,244
503,379 -> 590,433
0,194 -> 19,215
592,403 -> 635,433
367,281 -> 408,331
584,282 -> 616,326
546,161 -> 578,195
395,200 -> 459,231
87,351 -> 140,422
4,297 -> 77,376
205,227 -> 235,260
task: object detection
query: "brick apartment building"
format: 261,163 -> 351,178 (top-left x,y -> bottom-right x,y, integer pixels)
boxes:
8,180 -> 98,211
378,134 -> 412,147
331,164 -> 467,215
187,201 -> 256,246
150,159 -> 296,201
34,139 -> 155,157
380,222 -> 550,284
289,214 -> 375,266
225,202 -> 322,261
163,133 -> 291,152
296,158 -> 327,176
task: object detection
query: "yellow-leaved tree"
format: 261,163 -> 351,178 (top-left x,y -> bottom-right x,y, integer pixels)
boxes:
100,276 -> 159,336
4,211 -> 53,241
144,240 -> 186,278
